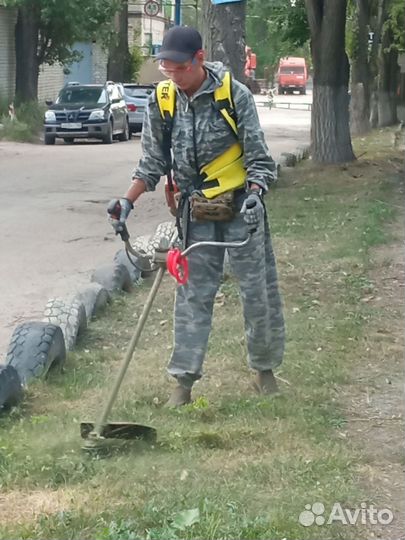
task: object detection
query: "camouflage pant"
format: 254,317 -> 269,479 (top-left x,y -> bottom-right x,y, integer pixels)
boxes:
167,201 -> 285,389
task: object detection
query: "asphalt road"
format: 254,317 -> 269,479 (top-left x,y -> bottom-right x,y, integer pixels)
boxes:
0,92 -> 311,359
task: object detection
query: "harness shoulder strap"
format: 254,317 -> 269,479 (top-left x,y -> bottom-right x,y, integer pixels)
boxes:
213,71 -> 238,136
156,80 -> 176,183
156,79 -> 176,121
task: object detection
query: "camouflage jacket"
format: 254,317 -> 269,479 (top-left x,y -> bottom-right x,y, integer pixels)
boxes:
132,61 -> 277,193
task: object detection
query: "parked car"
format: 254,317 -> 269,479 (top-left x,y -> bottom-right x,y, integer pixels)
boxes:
43,81 -> 129,145
117,83 -> 154,134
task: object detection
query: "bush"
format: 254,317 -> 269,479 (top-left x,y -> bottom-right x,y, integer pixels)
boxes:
124,45 -> 144,82
0,118 -> 33,142
0,100 -> 45,143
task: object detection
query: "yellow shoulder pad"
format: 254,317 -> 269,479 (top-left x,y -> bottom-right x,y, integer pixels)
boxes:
214,71 -> 237,135
156,79 -> 176,120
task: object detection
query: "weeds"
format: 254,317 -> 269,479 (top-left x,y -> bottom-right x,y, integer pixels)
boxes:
0,128 -> 403,539
0,99 -> 45,142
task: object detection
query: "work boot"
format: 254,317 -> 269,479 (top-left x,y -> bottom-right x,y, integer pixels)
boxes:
253,369 -> 279,395
165,384 -> 192,408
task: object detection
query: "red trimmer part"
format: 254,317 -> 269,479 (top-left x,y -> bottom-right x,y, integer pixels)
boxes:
166,248 -> 189,284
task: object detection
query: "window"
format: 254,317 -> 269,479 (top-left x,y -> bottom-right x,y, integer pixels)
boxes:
57,87 -> 107,104
280,66 -> 304,75
124,86 -> 154,99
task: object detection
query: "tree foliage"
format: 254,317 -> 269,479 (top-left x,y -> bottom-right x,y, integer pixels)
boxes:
5,0 -> 121,67
385,0 -> 405,53
246,0 -> 310,79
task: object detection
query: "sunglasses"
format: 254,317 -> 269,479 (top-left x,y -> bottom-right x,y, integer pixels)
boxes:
158,58 -> 196,76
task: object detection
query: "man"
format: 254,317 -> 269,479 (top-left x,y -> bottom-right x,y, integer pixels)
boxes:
108,26 -> 285,407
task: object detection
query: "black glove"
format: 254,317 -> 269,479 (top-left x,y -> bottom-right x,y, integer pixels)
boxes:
240,191 -> 264,226
107,198 -> 133,234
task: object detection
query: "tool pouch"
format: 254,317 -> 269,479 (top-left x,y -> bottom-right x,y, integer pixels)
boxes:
190,191 -> 236,222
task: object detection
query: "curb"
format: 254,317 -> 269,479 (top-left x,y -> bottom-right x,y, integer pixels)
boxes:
0,148 -> 309,411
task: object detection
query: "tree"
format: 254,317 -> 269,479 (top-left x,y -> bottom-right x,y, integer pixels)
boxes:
107,0 -> 130,82
374,0 -> 404,126
356,0 -> 405,128
305,0 -> 356,163
6,0 -> 121,103
202,0 -> 246,82
348,0 -> 372,135
14,0 -> 39,103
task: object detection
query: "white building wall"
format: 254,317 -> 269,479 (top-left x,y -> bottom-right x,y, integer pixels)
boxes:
92,43 -> 108,83
0,6 -> 17,101
37,63 -> 65,102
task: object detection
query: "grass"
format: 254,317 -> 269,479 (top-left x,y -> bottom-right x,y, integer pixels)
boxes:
0,99 -> 45,142
0,128 -> 403,539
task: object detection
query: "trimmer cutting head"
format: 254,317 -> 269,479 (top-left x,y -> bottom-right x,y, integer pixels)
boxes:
80,421 -> 157,441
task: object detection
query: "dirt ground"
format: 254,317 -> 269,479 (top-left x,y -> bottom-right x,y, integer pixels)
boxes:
346,238 -> 405,539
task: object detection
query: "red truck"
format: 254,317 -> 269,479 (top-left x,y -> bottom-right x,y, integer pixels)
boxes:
277,57 -> 308,95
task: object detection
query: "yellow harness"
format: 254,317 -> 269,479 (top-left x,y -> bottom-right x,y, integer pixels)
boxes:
156,72 -> 246,199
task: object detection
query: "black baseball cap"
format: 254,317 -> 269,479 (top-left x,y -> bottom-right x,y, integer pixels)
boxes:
156,26 -> 202,63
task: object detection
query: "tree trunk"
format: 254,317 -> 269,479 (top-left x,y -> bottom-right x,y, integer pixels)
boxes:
369,0 -> 385,127
377,25 -> 398,126
14,2 -> 40,103
202,0 -> 246,83
305,0 -> 355,163
350,0 -> 371,135
107,0 -> 130,82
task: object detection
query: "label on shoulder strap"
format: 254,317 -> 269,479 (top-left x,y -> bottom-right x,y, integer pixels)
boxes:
156,80 -> 176,120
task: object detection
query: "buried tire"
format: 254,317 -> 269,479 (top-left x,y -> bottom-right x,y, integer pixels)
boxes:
91,263 -> 132,293
43,298 -> 87,351
0,365 -> 23,410
74,283 -> 111,319
6,322 -> 66,385
113,249 -> 142,283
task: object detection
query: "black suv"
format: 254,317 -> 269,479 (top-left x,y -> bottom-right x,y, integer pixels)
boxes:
43,81 -> 129,144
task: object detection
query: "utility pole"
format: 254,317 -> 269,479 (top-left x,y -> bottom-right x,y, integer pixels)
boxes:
175,0 -> 181,24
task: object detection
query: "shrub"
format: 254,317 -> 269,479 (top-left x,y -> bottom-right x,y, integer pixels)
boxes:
0,100 -> 45,142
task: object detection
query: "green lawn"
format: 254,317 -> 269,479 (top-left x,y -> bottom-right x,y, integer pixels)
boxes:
0,128 -> 403,540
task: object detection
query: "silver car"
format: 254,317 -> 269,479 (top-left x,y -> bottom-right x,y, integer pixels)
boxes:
118,84 -> 154,134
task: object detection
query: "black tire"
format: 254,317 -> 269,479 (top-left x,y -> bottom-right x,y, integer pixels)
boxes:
91,263 -> 132,293
75,283 -> 111,319
114,249 -> 142,283
63,137 -> 74,144
44,134 -> 55,145
278,86 -> 283,95
102,121 -> 113,144
6,322 -> 66,385
118,119 -> 129,142
0,365 -> 23,410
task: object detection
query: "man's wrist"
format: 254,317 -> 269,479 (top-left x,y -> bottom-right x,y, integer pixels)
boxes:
247,184 -> 264,198
122,197 -> 134,209
247,182 -> 265,197
248,182 -> 262,191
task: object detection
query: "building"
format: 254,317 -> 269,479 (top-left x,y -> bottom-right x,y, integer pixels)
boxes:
128,0 -> 173,84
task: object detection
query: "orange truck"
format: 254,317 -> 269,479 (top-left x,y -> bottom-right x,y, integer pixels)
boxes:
277,57 -> 308,95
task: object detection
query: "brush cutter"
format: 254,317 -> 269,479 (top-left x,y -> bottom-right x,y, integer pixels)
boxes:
81,204 -> 256,449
